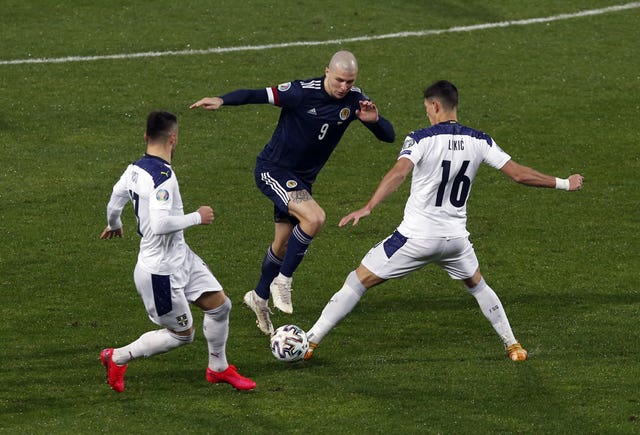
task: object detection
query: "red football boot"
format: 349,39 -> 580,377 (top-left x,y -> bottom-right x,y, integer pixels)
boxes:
100,348 -> 128,393
206,365 -> 256,391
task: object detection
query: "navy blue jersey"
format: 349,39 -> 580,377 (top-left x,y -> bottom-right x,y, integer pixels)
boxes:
220,76 -> 395,185
257,77 -> 388,184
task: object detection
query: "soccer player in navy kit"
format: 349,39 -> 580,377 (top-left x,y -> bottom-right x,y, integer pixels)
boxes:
190,51 -> 395,335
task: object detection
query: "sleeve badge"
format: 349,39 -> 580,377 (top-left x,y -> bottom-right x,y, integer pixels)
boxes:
156,189 -> 170,202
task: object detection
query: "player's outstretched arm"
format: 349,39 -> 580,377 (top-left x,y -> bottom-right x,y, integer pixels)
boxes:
339,207 -> 371,227
190,89 -> 270,111
190,97 -> 224,111
500,160 -> 584,191
339,158 -> 414,227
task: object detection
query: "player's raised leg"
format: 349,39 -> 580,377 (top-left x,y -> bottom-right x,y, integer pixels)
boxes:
305,270 -> 369,360
100,348 -> 128,393
100,328 -> 194,392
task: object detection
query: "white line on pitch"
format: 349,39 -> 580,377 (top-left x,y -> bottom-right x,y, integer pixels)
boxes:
1,2 -> 638,66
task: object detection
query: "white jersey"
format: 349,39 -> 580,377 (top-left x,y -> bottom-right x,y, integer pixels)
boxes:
396,121 -> 511,238
106,154 -> 201,274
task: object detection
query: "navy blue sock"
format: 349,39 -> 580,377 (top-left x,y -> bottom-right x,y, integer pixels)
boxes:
280,225 -> 313,277
255,247 -> 282,300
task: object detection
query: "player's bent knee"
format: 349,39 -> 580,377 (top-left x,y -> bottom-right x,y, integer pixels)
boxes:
170,326 -> 196,341
171,328 -> 195,344
304,211 -> 326,234
316,208 -> 327,227
217,296 -> 232,315
205,297 -> 232,320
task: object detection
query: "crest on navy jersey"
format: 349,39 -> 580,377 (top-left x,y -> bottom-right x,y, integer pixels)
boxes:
339,108 -> 350,120
156,189 -> 170,202
286,180 -> 298,188
278,82 -> 292,92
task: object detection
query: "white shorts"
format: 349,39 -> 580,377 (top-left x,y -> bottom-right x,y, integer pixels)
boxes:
361,230 -> 479,281
133,247 -> 223,332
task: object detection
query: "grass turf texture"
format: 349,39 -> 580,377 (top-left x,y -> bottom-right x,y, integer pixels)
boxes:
1,1 -> 638,433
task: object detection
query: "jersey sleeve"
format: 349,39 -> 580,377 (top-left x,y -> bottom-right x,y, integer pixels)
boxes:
106,167 -> 132,230
483,139 -> 511,169
148,178 -> 201,235
149,209 -> 201,235
220,88 -> 270,106
362,115 -> 395,143
267,81 -> 304,108
397,134 -> 424,165
349,87 -> 394,142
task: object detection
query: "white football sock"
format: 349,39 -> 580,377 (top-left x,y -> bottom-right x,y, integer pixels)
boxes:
307,271 -> 367,345
112,328 -> 194,365
203,297 -> 231,372
466,278 -> 517,347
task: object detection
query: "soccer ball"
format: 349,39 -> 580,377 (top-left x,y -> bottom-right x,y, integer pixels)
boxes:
270,324 -> 309,362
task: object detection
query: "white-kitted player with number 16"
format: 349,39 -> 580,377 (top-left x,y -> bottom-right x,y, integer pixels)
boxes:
304,80 -> 584,362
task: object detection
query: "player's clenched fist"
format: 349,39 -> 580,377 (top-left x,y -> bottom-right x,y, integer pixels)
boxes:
197,206 -> 215,224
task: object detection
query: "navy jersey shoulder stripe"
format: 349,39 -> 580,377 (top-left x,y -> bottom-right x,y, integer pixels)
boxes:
300,79 -> 322,89
349,85 -> 368,100
410,122 -> 494,146
134,154 -> 173,188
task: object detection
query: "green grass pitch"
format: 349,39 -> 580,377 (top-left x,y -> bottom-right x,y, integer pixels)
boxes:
1,1 -> 638,433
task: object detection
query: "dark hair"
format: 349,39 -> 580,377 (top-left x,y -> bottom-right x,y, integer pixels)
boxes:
423,80 -> 458,110
146,111 -> 177,141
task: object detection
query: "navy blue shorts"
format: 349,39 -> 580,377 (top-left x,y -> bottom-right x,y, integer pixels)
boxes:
254,164 -> 312,223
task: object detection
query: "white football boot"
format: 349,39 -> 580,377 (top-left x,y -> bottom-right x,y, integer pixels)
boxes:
243,290 -> 274,335
270,275 -> 293,314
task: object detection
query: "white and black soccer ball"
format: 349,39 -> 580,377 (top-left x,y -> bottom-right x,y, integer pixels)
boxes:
270,324 -> 309,362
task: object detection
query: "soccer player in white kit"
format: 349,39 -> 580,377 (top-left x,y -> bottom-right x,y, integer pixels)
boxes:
304,80 -> 584,362
99,111 -> 255,391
